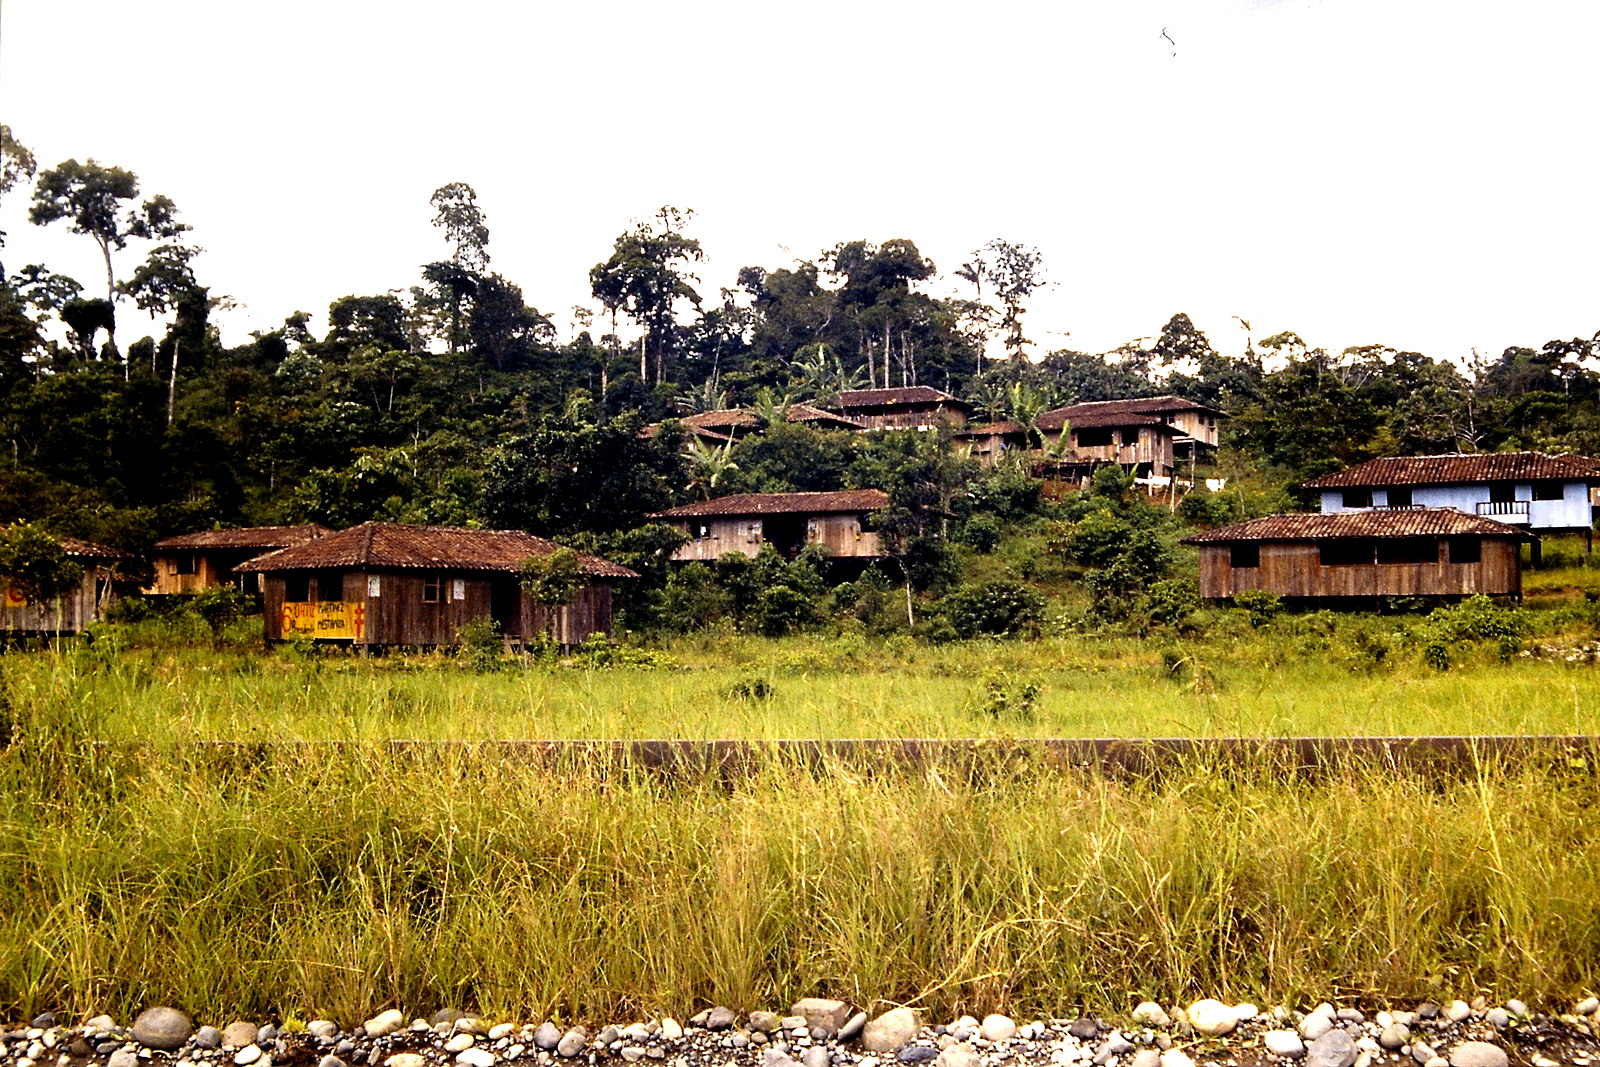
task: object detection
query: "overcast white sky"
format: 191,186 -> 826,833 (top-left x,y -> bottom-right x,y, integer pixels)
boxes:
2,0 -> 1597,367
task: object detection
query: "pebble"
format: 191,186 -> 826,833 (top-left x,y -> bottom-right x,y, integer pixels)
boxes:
1131,1004 -> 1170,1029
1379,1025 -> 1410,1051
750,1014 -> 782,1035
1444,1003 -> 1472,1023
457,1050 -> 495,1067
1265,1031 -> 1306,1059
1306,1030 -> 1357,1067
1131,1050 -> 1161,1067
30,1016 -> 55,1031
107,1051 -> 139,1067
383,1056 -> 426,1067
802,1046 -> 831,1067
131,1008 -> 193,1052
1300,1015 -> 1334,1042
1447,1044 -> 1508,1067
1236,1005 -> 1260,1022
489,1025 -> 516,1041
1069,1020 -> 1100,1041
1580,998 -> 1600,1017
1484,1009 -> 1508,1031
222,1023 -> 261,1049
793,1001 -> 852,1035
1187,1001 -> 1237,1037
1504,1001 -> 1527,1017
309,1022 -> 341,1041
1411,1043 -> 1437,1064
235,1045 -> 263,1066
555,1029 -> 586,1058
659,1019 -> 683,1041
366,1012 -> 406,1039
862,1010 -> 920,1054
897,1046 -> 938,1064
937,1045 -> 979,1067
839,1014 -> 868,1044
195,1027 -> 223,1050
318,1058 -> 347,1067
1159,1050 -> 1194,1067
705,1009 -> 738,1033
445,1034 -> 476,1053
532,1023 -> 561,1051
979,1016 -> 1016,1043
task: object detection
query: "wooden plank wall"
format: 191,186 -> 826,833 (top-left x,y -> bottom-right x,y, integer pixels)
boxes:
1197,540 -> 1522,599
0,571 -> 113,634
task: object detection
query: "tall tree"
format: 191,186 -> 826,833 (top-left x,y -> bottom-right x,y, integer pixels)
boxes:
589,206 -> 704,387
426,182 -> 490,352
980,239 -> 1046,359
1,126 -> 38,257
28,159 -> 189,305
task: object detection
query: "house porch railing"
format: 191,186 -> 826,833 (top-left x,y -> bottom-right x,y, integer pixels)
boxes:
1475,500 -> 1531,521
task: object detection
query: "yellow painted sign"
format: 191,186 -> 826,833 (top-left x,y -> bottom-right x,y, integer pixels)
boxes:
4,584 -> 27,609
281,601 -> 366,639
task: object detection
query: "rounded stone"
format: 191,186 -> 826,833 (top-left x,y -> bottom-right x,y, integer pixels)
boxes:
195,1027 -> 224,1050
897,1048 -> 937,1064
224,1023 -> 261,1049
366,1012 -> 406,1039
936,1045 -> 978,1067
1577,997 -> 1600,1017
532,1023 -> 561,1051
1299,1015 -> 1333,1042
235,1044 -> 263,1066
133,1007 -> 194,1051
659,1019 -> 683,1041
1305,1030 -> 1356,1067
1160,1050 -> 1195,1067
1131,1004 -> 1171,1029
1264,1031 -> 1305,1059
446,1034 -> 476,1053
556,1029 -> 587,1058
308,1022 -> 340,1042
457,1049 -> 496,1067
1379,1026 -> 1410,1051
1447,1043 -> 1508,1067
979,1016 -> 1016,1043
863,1009 -> 921,1054
802,1047 -> 831,1067
1444,1002 -> 1472,1023
384,1056 -> 427,1067
839,1013 -> 869,1044
1187,1001 -> 1237,1038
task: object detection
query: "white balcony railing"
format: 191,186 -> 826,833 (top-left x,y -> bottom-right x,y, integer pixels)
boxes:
1476,500 -> 1531,522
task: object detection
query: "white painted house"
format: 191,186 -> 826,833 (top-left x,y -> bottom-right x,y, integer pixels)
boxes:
1303,452 -> 1600,536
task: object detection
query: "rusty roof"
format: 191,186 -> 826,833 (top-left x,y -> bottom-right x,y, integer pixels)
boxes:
651,489 -> 890,519
58,537 -> 129,560
235,522 -> 637,578
1037,402 -> 1198,432
1181,509 -> 1535,544
1303,452 -> 1600,488
155,525 -> 334,551
1057,395 -> 1226,419
835,387 -> 972,410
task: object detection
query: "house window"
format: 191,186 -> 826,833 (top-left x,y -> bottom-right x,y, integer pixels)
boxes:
1490,483 -> 1516,504
1320,540 -> 1375,566
423,575 -> 442,603
1387,487 -> 1413,507
1077,428 -> 1113,447
173,553 -> 197,575
1533,481 -> 1565,501
284,575 -> 310,601
1448,537 -> 1481,564
1342,489 -> 1372,508
1376,538 -> 1438,565
1229,543 -> 1260,569
452,579 -> 467,601
316,573 -> 343,601
1120,428 -> 1140,446
367,575 -> 382,597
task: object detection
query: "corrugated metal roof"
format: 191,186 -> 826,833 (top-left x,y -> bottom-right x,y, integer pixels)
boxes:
835,387 -> 971,409
1181,509 -> 1535,544
155,525 -> 333,551
235,522 -> 637,578
1303,452 -> 1600,488
651,489 -> 890,519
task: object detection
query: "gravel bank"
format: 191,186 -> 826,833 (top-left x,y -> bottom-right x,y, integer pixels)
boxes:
7,998 -> 1598,1067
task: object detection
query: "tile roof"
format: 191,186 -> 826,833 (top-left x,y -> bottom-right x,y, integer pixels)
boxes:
1180,509 -> 1535,544
155,525 -> 334,551
236,522 -> 637,578
676,404 -> 867,431
57,537 -> 130,560
835,387 -> 972,410
651,489 -> 890,519
1303,452 -> 1600,488
1057,395 -> 1226,418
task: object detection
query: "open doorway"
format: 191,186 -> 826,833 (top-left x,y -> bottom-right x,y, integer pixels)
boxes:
763,515 -> 807,558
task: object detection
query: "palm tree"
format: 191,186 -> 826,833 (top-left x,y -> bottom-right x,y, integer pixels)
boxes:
685,436 -> 739,500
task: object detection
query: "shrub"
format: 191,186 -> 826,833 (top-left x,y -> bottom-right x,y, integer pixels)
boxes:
943,578 -> 1045,638
957,512 -> 1004,554
1233,589 -> 1283,628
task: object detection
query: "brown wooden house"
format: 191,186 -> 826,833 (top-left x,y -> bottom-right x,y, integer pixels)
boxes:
652,490 -> 890,562
958,406 -> 1182,478
147,525 -> 332,595
1,536 -> 128,636
1056,396 -> 1226,460
236,522 -> 637,649
642,404 -> 867,445
831,387 -> 972,431
1181,509 -> 1532,607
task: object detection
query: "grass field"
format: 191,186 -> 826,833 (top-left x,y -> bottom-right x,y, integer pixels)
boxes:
3,608 -> 1600,1024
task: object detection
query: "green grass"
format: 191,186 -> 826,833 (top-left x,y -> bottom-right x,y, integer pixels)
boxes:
5,629 -> 1600,741
4,624 -> 1600,1023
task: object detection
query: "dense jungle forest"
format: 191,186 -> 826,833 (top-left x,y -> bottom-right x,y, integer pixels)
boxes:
3,129 -> 1599,635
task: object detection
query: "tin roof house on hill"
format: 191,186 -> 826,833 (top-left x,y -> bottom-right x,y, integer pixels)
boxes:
1182,509 -> 1534,607
237,522 -> 636,648
1303,452 -> 1600,536
651,490 -> 890,563
1,533 -> 128,636
147,525 -> 332,595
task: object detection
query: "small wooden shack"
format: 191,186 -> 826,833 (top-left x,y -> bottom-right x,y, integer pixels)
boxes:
652,490 -> 890,562
1181,509 -> 1532,607
236,522 -> 637,648
1,536 -> 127,636
147,525 -> 332,595
832,387 -> 972,431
